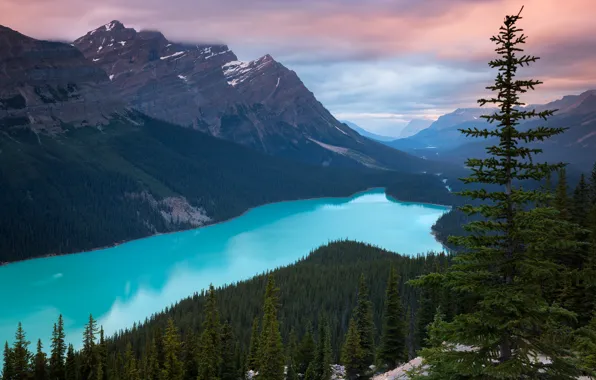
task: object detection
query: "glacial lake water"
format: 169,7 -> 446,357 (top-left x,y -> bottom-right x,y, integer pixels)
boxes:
0,189 -> 449,348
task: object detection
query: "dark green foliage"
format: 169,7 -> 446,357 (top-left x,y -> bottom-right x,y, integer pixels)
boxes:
378,266 -> 406,369
219,323 -> 236,380
160,319 -> 184,380
197,285 -> 221,380
182,331 -> 198,380
574,315 -> 596,375
285,330 -> 298,380
0,111 -> 451,263
50,315 -> 66,380
573,174 -> 590,226
98,328 -> 107,380
305,316 -> 332,380
353,275 -> 375,372
555,168 -> 571,220
3,342 -> 14,380
341,318 -> 362,380
295,325 -> 315,375
123,343 -> 140,380
412,7 -> 584,379
246,318 -> 259,372
257,275 -> 284,380
34,339 -> 49,380
64,345 -> 76,380
12,323 -> 31,380
81,315 -> 99,380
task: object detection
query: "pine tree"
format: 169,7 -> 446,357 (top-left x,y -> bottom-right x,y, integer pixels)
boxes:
219,322 -> 236,380
98,328 -> 107,380
123,343 -> 140,380
182,331 -> 198,380
341,318 -> 362,380
554,168 -> 571,220
80,315 -> 99,380
64,345 -> 77,380
160,319 -> 184,380
50,315 -> 66,380
305,316 -> 332,380
574,313 -> 596,374
572,174 -> 590,227
3,342 -> 15,380
590,162 -> 596,206
353,275 -> 375,371
285,330 -> 298,380
257,275 -> 284,380
412,7 -> 583,379
198,285 -> 221,380
295,324 -> 315,375
144,338 -> 159,380
378,266 -> 406,369
34,339 -> 49,380
246,318 -> 260,372
12,322 -> 31,380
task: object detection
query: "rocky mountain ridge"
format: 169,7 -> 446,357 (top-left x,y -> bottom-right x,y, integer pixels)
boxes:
72,21 -> 452,173
0,25 -> 123,133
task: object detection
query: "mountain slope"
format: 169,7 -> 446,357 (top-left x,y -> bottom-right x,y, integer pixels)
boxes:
0,25 -> 123,132
72,21 -> 459,174
440,91 -> 596,171
0,24 -> 454,263
399,118 -> 433,138
341,120 -> 396,142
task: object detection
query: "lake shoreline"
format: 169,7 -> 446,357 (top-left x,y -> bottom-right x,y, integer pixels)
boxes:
0,187 -> 451,267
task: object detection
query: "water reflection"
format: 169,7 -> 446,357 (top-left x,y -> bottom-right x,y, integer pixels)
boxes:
0,189 -> 449,348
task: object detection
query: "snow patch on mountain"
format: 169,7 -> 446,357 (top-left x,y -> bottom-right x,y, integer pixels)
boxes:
160,51 -> 185,60
222,56 -> 274,87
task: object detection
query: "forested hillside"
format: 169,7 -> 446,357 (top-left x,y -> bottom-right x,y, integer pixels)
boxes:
0,111 -> 453,263
1,241 -> 460,380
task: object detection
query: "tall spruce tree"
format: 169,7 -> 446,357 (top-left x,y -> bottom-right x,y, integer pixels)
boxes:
219,322 -> 236,380
412,7 -> 583,379
353,275 -> 375,371
295,324 -> 315,375
285,330 -> 298,380
144,338 -> 159,380
572,174 -> 590,227
257,275 -> 284,380
305,316 -> 332,380
12,322 -> 31,380
64,345 -> 76,380
98,328 -> 107,380
378,266 -> 406,369
34,339 -> 49,380
123,343 -> 140,380
341,318 -> 362,380
182,331 -> 199,380
50,315 -> 66,380
3,342 -> 14,380
160,318 -> 184,380
246,318 -> 260,372
80,315 -> 99,380
554,168 -> 571,220
197,285 -> 221,380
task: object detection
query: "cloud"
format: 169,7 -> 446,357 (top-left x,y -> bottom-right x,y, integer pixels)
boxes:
1,0 -> 594,135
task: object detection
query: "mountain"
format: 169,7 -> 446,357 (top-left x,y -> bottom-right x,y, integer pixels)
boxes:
0,24 -> 457,263
439,90 -> 596,171
399,118 -> 433,138
72,21 -> 457,174
0,25 -> 123,131
340,120 -> 396,142
384,108 -> 493,153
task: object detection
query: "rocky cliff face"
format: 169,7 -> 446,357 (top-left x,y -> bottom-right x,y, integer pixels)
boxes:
72,22 -> 448,173
0,25 -> 122,133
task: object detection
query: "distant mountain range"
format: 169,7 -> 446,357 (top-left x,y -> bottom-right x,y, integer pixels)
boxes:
383,92 -> 596,171
339,121 -> 396,142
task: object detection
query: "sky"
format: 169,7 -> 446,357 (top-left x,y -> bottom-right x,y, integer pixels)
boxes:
1,0 -> 595,137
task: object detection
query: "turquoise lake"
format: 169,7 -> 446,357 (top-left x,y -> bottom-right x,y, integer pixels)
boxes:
0,189 -> 449,348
